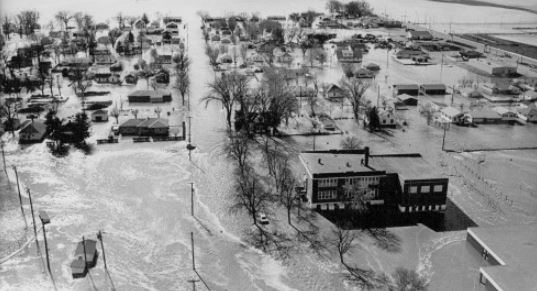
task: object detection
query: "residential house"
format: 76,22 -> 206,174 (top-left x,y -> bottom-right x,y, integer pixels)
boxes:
396,94 -> 418,106
128,90 -> 172,103
518,105 -> 537,123
468,59 -> 518,76
407,30 -> 433,41
469,109 -> 502,124
119,118 -> 169,136
92,69 -> 121,84
335,45 -> 362,64
156,54 -> 172,65
326,84 -> 345,100
440,106 -> 463,123
91,109 -> 109,122
377,109 -> 397,128
420,84 -> 447,95
19,120 -> 47,144
154,70 -> 170,84
494,107 -> 518,122
393,84 -> 419,96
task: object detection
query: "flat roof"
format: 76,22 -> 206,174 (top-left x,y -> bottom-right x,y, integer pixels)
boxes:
300,152 -> 373,175
468,224 -> 537,291
368,154 -> 442,181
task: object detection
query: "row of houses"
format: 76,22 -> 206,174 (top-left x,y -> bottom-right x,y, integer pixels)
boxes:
393,83 -> 447,96
439,105 -> 537,124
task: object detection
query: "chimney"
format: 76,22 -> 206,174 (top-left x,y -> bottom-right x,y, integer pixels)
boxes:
318,158 -> 323,165
364,146 -> 370,167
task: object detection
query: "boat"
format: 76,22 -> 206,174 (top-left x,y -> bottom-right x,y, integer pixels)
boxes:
70,239 -> 99,279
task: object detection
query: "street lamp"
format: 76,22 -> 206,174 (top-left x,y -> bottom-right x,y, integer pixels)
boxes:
39,210 -> 52,276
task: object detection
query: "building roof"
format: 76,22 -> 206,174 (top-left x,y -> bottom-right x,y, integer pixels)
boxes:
128,90 -> 171,98
369,154 -> 442,181
518,105 -> 537,116
420,83 -> 446,90
300,152 -> 373,175
441,106 -> 462,117
20,120 -> 46,136
91,109 -> 108,116
120,119 -> 143,127
138,118 -> 169,128
393,84 -> 419,90
494,106 -> 516,115
468,224 -> 537,291
397,94 -> 417,101
470,109 -> 501,119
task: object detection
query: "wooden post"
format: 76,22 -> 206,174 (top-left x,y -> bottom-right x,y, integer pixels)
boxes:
12,166 -> 27,226
191,232 -> 195,271
26,188 -> 40,252
190,182 -> 194,216
97,230 -> 108,270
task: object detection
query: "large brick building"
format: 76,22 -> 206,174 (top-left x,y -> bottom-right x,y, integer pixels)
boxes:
298,149 -> 448,212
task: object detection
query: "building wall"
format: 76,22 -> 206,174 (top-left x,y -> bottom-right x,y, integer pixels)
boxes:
399,179 -> 448,212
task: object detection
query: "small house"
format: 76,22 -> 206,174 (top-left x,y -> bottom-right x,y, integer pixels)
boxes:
393,84 -> 419,96
378,109 -> 397,128
469,109 -> 502,124
396,94 -> 418,106
19,120 -> 47,144
518,105 -> 537,123
128,90 -> 172,103
119,118 -> 169,136
336,45 -> 362,64
91,109 -> 109,122
440,106 -> 463,123
420,84 -> 447,95
494,107 -> 518,122
326,84 -> 345,100
407,30 -> 433,41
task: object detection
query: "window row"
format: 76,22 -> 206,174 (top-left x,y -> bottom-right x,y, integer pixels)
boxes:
318,190 -> 337,200
408,184 -> 444,194
318,178 -> 338,187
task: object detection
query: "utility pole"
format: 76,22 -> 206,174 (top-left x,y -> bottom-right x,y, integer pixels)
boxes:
26,188 -> 41,253
187,279 -> 199,291
39,211 -> 52,276
12,166 -> 27,227
312,134 -> 316,151
191,232 -> 196,270
441,125 -> 447,151
1,141 -> 6,176
97,230 -> 108,270
190,182 -> 194,216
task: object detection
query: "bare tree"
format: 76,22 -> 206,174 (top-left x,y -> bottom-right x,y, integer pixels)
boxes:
154,106 -> 162,118
205,45 -> 219,68
110,104 -> 120,124
131,108 -> 139,119
226,132 -> 251,175
55,11 -> 73,32
388,268 -> 428,291
340,77 -> 369,120
341,135 -> 363,150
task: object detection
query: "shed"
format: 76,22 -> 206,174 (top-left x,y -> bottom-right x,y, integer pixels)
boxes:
469,109 -> 502,124
91,109 -> 109,122
420,84 -> 447,95
396,94 -> 418,106
393,84 -> 419,96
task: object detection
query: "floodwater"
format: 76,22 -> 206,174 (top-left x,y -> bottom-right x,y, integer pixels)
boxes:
2,0 -> 537,290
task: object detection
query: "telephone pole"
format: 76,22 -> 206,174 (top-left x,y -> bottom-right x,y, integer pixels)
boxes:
1,141 -> 7,176
187,279 -> 199,291
191,232 -> 196,270
12,166 -> 27,227
190,182 -> 195,216
26,188 -> 41,253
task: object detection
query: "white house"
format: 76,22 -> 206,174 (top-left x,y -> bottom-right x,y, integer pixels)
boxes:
440,106 -> 463,123
378,109 -> 397,128
494,107 -> 518,122
91,109 -> 109,122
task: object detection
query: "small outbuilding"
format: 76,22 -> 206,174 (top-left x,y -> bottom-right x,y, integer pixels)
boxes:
91,109 -> 109,122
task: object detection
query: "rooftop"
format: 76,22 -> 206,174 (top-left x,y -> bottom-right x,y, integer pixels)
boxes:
369,154 -> 442,181
300,151 -> 373,175
468,224 -> 537,291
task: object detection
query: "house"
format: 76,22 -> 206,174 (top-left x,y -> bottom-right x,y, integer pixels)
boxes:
298,149 -> 448,212
326,84 -> 345,100
407,30 -> 433,41
520,90 -> 537,101
420,84 -> 447,95
353,68 -> 373,79
494,107 -> 518,122
119,118 -> 169,136
156,54 -> 172,65
91,109 -> 109,122
440,106 -> 463,123
92,69 -> 121,84
396,94 -> 418,106
393,84 -> 419,96
468,59 -> 518,76
335,45 -> 362,64
165,22 -> 180,35
128,90 -> 172,103
377,109 -> 397,128
459,88 -> 484,99
518,105 -> 537,122
163,17 -> 182,25
469,109 -> 502,124
465,224 -> 537,291
133,19 -> 146,30
19,120 -> 47,144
